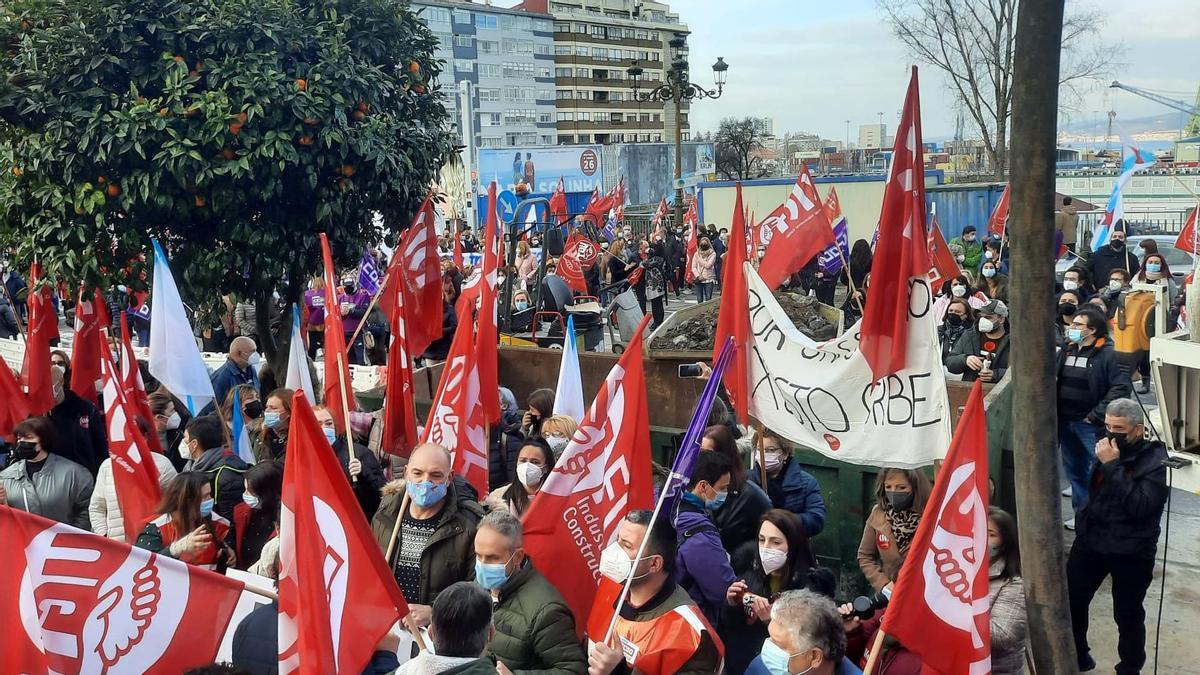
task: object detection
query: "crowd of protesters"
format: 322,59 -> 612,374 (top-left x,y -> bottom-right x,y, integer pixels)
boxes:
0,198 -> 1186,675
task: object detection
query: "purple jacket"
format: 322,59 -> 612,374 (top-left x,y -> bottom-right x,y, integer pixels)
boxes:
337,289 -> 371,334
303,289 -> 326,326
674,498 -> 736,626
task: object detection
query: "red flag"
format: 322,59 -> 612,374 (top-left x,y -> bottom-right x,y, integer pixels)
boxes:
0,506 -> 245,673
927,215 -> 964,292
381,281 -> 419,458
380,197 -> 443,357
118,314 -> 164,454
279,392 -> 408,674
1175,205 -> 1198,254
757,165 -> 837,290
0,359 -> 31,438
882,379 -> 991,674
422,303 -> 490,497
453,228 -> 464,269
558,231 -> 593,294
521,315 -> 654,628
712,183 -> 751,425
319,233 -> 354,432
69,287 -> 106,406
651,197 -> 669,226
478,182 -> 501,424
613,177 -> 627,223
584,186 -> 614,227
21,261 -> 55,415
860,67 -> 932,381
550,177 -> 569,225
684,205 -> 699,284
100,330 -> 163,541
987,184 -> 1010,237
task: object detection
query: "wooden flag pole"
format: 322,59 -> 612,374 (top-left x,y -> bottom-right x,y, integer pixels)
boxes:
347,272 -> 389,350
861,628 -> 889,675
756,437 -> 769,490
381,490 -> 427,651
835,246 -> 864,315
334,351 -> 357,484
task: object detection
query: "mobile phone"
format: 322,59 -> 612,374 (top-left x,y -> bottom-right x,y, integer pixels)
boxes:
678,364 -> 702,378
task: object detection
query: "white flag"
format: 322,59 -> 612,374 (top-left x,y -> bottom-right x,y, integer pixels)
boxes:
148,239 -> 215,415
285,305 -> 315,402
553,314 -> 585,422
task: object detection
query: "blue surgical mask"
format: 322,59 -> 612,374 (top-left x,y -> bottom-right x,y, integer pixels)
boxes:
982,267 -> 997,278
475,552 -> 517,590
1067,328 -> 1086,344
243,493 -> 261,509
199,498 -> 215,518
408,479 -> 448,508
1145,262 -> 1161,274
323,427 -> 337,445
760,638 -> 808,675
706,490 -> 728,511
515,300 -> 529,312
264,412 -> 282,429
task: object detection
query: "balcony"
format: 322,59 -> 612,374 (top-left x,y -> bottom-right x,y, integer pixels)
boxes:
553,53 -> 663,70
556,119 -> 666,131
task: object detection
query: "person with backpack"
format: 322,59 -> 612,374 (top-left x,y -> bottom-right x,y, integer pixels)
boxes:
179,415 -> 248,521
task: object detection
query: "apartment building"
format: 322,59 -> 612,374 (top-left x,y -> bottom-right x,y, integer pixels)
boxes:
513,0 -> 689,146
413,0 -> 558,148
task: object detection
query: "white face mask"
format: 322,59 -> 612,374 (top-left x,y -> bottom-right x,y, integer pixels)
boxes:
1108,279 -> 1123,291
598,541 -> 650,584
546,435 -> 569,454
951,284 -> 967,298
1063,280 -> 1079,291
978,317 -> 995,333
516,462 -> 544,488
164,412 -> 181,430
759,546 -> 788,575
177,437 -> 192,460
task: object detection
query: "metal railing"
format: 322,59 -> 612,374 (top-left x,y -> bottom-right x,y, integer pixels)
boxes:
1076,207 -> 1193,236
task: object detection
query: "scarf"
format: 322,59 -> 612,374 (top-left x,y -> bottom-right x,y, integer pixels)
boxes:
884,506 -> 921,552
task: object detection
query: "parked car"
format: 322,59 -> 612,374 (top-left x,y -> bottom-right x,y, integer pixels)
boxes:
1055,234 -> 1194,285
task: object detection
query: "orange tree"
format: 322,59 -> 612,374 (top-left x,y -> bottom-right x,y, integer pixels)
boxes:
0,0 -> 452,356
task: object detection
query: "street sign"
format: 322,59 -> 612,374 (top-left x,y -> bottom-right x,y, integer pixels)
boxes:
673,173 -> 705,190
497,189 -> 518,222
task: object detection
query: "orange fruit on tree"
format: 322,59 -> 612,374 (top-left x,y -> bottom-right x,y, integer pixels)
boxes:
11,167 -> 21,177
229,123 -> 243,136
234,112 -> 248,124
296,79 -> 307,92
97,175 -> 107,184
221,147 -> 236,160
352,110 -> 365,122
105,183 -> 121,198
298,135 -> 313,146
194,195 -> 206,208
173,55 -> 185,63
357,100 -> 369,112
338,178 -> 350,192
341,164 -> 356,177
74,206 -> 85,215
408,61 -> 420,73
158,107 -> 170,117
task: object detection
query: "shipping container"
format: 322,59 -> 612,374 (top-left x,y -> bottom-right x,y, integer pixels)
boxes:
925,182 -> 1008,240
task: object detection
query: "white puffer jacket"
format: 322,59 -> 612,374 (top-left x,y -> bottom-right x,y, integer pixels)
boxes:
88,453 -> 179,541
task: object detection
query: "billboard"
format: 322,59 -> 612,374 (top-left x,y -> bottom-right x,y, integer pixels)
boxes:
477,146 -> 603,196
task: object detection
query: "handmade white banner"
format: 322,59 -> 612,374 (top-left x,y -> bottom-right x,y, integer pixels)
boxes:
746,263 -> 951,468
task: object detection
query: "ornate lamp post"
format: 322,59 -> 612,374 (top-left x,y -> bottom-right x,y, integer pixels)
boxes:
627,32 -> 728,229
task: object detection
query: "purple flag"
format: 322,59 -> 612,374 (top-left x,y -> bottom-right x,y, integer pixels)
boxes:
662,338 -> 737,524
357,250 -> 381,296
817,216 -> 850,276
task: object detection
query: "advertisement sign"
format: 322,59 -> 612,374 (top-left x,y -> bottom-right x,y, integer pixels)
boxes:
477,146 -> 603,196
696,144 -> 715,173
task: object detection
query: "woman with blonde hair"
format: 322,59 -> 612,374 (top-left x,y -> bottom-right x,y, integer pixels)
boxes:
515,239 -> 538,287
857,468 -> 933,592
539,414 -> 577,458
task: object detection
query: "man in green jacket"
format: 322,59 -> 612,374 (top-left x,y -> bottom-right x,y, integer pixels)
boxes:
371,443 -> 484,628
475,511 -> 588,675
949,225 -> 984,272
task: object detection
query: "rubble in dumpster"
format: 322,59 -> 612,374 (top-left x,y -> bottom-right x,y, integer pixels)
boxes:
650,291 -> 837,352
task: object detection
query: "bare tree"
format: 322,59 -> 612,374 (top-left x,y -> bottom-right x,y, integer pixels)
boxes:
715,117 -> 768,180
878,0 -> 1118,178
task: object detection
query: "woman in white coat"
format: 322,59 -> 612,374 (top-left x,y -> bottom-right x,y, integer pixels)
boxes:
89,444 -> 179,540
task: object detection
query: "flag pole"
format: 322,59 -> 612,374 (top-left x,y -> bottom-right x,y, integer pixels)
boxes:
347,273 -> 388,351
861,629 -> 889,675
380,490 -> 427,651
335,351 -> 357,484
836,246 -> 864,315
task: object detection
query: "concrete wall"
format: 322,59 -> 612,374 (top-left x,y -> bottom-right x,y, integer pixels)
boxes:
696,171 -> 944,245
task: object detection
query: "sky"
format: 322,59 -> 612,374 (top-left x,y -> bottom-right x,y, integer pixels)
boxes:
500,0 -> 1199,141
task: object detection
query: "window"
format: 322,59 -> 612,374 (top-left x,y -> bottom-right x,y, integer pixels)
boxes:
454,59 -> 474,72
578,111 -> 591,121
425,7 -> 451,24
502,62 -> 535,78
537,89 -> 553,100
453,35 -> 474,48
555,67 -> 573,77
541,135 -> 554,145
559,135 -> 575,144
574,23 -> 587,34
610,113 -> 623,123
539,112 -> 553,123
475,14 -> 498,29
593,48 -> 609,60
577,90 -> 591,100
538,67 -> 552,78
652,134 -> 662,142
478,87 -> 501,102
535,20 -> 553,32
557,112 -> 574,121
483,113 -> 502,126
503,86 -> 533,102
506,132 -> 537,146
554,22 -> 570,32
608,27 -> 623,39
575,67 -> 589,77
478,40 -> 499,55
453,9 -> 471,24
578,133 -> 591,143
481,137 -> 502,148
607,70 -> 623,79
635,30 -> 648,40
555,45 -> 571,55
653,113 -> 661,122
590,25 -> 605,37
478,64 -> 501,78
575,46 -> 589,57
503,38 -> 518,54
535,43 -> 551,55
556,90 -> 573,99
503,109 -> 537,125
640,113 -> 650,122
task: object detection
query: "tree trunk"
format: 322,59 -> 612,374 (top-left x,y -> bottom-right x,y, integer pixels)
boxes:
994,117 -> 1009,179
1008,1 -> 1077,673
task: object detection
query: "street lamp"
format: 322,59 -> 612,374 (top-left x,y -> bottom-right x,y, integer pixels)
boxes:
627,31 -> 729,229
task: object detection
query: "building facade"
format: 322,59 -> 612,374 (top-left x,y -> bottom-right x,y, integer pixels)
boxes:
413,0 -> 558,149
514,0 -> 689,146
858,123 -> 887,150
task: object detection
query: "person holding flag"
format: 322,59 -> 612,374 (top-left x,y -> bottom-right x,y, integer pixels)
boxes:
1086,223 -> 1139,288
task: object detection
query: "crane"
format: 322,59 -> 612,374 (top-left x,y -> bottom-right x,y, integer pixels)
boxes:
1109,81 -> 1200,136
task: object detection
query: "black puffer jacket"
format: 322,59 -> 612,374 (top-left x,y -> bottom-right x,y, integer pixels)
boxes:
711,480 -> 772,552
1054,338 -> 1131,424
1075,436 -> 1168,558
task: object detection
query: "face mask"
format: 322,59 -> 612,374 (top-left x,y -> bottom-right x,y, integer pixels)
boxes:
1107,430 -> 1134,453
342,280 -> 355,291
323,427 -> 337,445
13,440 -> 39,461
247,352 -> 262,369
760,638 -> 808,675
1145,262 -> 1161,275
243,400 -> 263,419
763,450 -> 784,472
515,300 -> 529,312
988,544 -> 1001,560
705,489 -> 728,511
982,267 -> 996,278
407,479 -> 448,508
1108,279 -> 1123,291
243,493 -> 261,509
177,438 -> 193,459
475,552 -> 517,590
1110,239 -> 1125,250
546,435 -> 569,454
599,541 -> 651,584
199,498 -> 215,518
264,412 -> 282,429
759,546 -> 788,575
978,317 -> 995,333
886,490 -> 915,511
1058,302 -> 1077,317
1063,280 -> 1079,291
1066,327 -> 1086,344
984,250 -> 994,260
700,243 -> 711,251
516,462 -> 544,488
944,313 -> 964,328
951,284 -> 967,298
164,412 -> 182,430
963,234 -> 976,242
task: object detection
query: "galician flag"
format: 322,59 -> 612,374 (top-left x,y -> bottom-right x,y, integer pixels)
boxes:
285,305 -> 315,402
230,387 -> 256,464
552,314 -> 585,423
148,239 -> 215,414
1094,134 -> 1157,250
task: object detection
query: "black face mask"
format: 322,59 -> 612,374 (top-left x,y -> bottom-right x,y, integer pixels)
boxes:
13,440 -> 38,461
342,284 -> 356,293
885,490 -> 915,511
1110,239 -> 1125,251
1057,302 -> 1077,317
699,244 -> 711,251
944,313 -> 964,328
243,400 -> 264,420
1107,430 -> 1135,453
